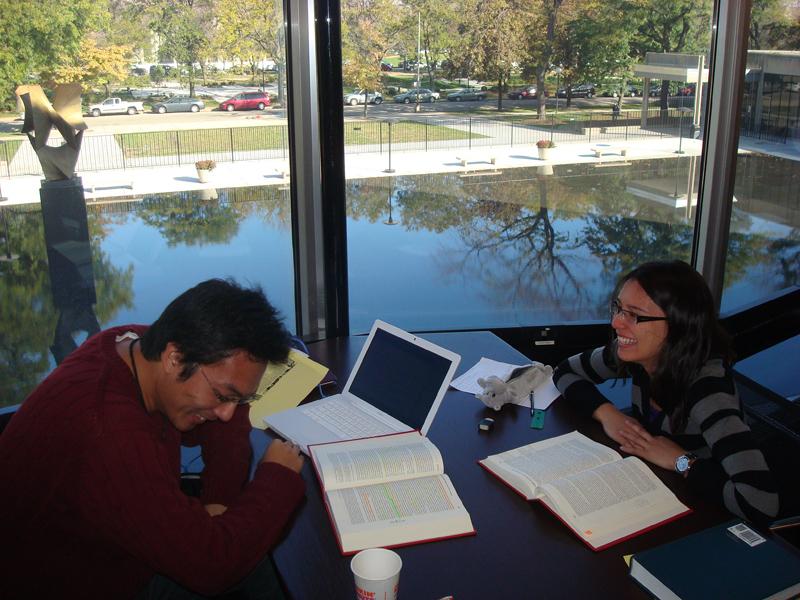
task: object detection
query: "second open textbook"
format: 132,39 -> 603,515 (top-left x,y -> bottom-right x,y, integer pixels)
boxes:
309,431 -> 475,554
479,431 -> 690,550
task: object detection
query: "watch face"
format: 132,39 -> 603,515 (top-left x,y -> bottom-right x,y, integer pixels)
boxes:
676,455 -> 690,473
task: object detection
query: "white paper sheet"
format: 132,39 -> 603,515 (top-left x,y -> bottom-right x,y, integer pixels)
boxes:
450,357 -> 524,394
450,357 -> 562,410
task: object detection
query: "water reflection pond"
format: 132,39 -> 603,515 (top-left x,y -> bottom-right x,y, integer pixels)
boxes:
0,154 -> 796,405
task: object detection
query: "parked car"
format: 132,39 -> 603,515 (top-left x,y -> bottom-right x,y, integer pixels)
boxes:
87,97 -> 145,117
677,83 -> 696,96
343,90 -> 384,106
557,83 -> 596,98
380,62 -> 393,72
507,86 -> 538,100
219,91 -> 270,111
393,88 -> 439,103
648,84 -> 670,97
447,88 -> 486,101
151,96 -> 205,113
600,84 -> 639,98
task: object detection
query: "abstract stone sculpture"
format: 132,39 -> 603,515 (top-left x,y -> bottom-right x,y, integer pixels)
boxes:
16,83 -> 87,181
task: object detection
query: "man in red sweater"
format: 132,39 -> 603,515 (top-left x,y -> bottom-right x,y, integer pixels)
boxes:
0,279 -> 306,599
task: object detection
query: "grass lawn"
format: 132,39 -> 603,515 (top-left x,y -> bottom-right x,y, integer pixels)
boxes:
345,119 -> 483,145
0,139 -> 24,164
115,120 -> 484,158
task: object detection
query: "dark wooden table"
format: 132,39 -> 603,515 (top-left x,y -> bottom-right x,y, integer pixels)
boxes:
267,331 -> 730,599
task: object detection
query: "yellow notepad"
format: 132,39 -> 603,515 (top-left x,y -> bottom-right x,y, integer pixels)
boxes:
249,349 -> 329,428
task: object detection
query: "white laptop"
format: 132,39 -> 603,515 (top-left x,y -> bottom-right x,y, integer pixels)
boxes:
264,320 -> 461,454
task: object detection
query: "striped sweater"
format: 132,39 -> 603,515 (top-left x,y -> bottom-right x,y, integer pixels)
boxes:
553,344 -> 779,525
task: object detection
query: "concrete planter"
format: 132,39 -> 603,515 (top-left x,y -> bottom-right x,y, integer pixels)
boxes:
196,169 -> 211,183
537,147 -> 552,160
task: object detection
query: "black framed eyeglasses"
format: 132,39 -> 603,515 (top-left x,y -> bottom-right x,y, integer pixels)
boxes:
199,367 -> 261,406
609,300 -> 667,325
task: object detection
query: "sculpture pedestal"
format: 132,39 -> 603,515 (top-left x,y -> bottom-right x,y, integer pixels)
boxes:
40,177 -> 100,363
39,177 -> 96,308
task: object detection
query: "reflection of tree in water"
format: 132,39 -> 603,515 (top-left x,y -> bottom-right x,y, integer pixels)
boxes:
0,207 -> 134,407
342,162 -> 790,320
136,191 -> 243,246
768,232 -> 800,289
224,186 -> 292,230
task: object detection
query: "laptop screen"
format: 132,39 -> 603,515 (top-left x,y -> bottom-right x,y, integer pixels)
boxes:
348,328 -> 455,430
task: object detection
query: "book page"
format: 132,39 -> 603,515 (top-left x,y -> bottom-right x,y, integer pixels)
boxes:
311,431 -> 444,491
325,474 -> 474,553
481,431 -> 621,498
539,457 -> 689,549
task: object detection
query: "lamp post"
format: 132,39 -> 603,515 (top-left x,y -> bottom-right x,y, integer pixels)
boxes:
675,107 -> 693,154
554,65 -> 563,115
384,193 -> 398,225
415,11 -> 421,113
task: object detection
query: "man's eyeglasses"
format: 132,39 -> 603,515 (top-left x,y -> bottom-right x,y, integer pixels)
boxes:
609,300 -> 667,325
199,367 -> 261,406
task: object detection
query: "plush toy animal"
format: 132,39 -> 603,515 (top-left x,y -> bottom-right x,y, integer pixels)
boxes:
476,363 -> 553,411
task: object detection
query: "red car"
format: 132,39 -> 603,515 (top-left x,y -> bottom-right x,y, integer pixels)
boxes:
508,86 -> 538,100
219,91 -> 271,111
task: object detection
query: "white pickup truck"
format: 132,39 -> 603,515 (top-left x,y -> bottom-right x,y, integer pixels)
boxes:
87,97 -> 145,116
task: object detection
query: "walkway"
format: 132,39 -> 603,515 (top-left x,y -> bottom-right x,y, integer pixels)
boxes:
0,135 -> 795,206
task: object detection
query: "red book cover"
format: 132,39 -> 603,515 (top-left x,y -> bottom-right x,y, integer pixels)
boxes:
310,431 -> 476,555
478,456 -> 691,551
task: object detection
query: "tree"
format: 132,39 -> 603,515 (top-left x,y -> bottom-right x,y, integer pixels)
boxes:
216,0 -> 287,104
135,0 -> 215,97
460,0 -> 529,110
51,38 -> 131,97
553,0 -> 634,108
401,0 -> 460,91
521,0 -> 565,119
750,0 -> 800,50
341,0 -> 405,116
0,0 -> 108,109
627,0 -> 712,109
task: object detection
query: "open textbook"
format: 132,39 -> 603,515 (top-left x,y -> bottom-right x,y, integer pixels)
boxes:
309,431 -> 475,554
479,431 -> 690,551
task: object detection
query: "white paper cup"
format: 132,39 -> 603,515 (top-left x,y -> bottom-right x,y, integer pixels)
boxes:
350,548 -> 402,600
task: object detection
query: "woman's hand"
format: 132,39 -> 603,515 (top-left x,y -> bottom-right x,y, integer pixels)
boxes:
592,403 -> 637,446
593,404 -> 684,471
616,419 -> 685,471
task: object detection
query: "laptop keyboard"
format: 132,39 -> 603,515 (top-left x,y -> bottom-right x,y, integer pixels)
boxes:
303,401 -> 390,439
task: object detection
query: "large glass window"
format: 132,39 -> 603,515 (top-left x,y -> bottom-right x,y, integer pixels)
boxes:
0,0 -> 294,407
340,0 -> 715,333
722,9 -> 800,314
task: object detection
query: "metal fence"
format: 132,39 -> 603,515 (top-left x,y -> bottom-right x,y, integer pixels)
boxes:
0,108 -> 698,178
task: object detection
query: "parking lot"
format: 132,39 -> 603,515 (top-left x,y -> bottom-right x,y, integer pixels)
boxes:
0,92 -> 667,138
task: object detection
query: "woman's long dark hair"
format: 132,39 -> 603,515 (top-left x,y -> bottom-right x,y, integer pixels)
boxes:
614,261 -> 733,431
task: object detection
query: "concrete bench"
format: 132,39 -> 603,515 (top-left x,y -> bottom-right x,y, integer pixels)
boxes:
590,147 -> 627,158
84,180 -> 134,194
456,155 -> 497,168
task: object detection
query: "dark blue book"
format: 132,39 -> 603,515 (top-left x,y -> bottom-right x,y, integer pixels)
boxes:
630,520 -> 800,600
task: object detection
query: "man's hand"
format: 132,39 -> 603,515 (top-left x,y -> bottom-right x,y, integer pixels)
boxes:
262,439 -> 304,473
204,503 -> 227,517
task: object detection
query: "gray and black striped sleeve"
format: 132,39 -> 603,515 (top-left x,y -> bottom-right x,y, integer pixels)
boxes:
553,345 -> 619,419
683,363 -> 780,524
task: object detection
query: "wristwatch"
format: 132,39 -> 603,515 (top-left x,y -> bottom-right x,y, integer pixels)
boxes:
675,453 -> 697,475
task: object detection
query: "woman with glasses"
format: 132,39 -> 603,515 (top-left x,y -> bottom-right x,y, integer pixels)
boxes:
553,260 -> 779,524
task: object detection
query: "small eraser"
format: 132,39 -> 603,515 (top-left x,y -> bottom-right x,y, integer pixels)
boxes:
479,417 -> 495,431
530,409 -> 545,430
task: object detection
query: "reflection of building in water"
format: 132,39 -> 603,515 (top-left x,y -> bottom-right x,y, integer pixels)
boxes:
741,51 -> 800,143
733,153 -> 800,229
626,156 -> 701,219
40,180 -> 100,364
